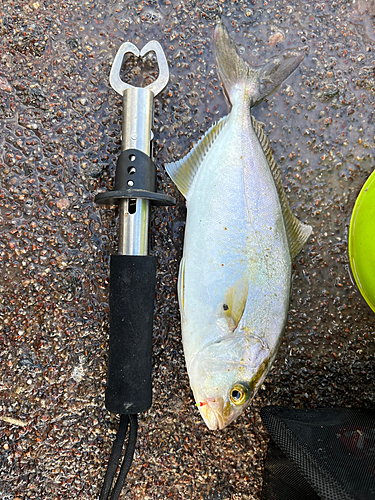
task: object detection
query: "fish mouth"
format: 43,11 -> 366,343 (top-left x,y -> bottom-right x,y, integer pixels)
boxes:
198,396 -> 226,430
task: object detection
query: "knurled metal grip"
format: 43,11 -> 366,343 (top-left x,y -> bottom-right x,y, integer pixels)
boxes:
94,149 -> 175,207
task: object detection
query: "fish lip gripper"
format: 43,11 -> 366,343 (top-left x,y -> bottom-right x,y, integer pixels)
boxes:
94,40 -> 175,500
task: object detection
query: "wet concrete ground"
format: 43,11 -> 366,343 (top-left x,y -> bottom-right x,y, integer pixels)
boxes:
0,0 -> 374,499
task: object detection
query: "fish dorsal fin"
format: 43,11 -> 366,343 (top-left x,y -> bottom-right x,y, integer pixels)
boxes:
251,115 -> 312,259
165,115 -> 228,198
221,276 -> 249,332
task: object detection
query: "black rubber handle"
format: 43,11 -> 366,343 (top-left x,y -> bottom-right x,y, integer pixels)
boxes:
105,254 -> 156,415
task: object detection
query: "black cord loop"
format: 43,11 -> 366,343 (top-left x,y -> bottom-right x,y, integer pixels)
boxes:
99,414 -> 138,500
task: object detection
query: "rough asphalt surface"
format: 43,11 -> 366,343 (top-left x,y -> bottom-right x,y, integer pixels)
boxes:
0,0 -> 374,499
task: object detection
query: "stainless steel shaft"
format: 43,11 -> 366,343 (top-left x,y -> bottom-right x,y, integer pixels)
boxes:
118,87 -> 154,255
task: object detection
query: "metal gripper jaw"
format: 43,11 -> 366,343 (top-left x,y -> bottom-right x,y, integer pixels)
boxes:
109,40 -> 169,97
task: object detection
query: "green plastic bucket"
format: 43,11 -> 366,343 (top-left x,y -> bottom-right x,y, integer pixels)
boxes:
349,169 -> 375,313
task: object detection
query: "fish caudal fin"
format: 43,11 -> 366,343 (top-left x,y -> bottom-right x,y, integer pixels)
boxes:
214,21 -> 306,107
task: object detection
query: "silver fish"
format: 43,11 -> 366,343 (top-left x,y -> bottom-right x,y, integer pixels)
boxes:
165,22 -> 311,430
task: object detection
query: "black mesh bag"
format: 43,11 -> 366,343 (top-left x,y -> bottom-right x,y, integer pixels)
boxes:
260,406 -> 375,500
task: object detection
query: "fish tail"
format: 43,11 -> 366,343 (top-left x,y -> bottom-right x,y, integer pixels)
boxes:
214,21 -> 306,107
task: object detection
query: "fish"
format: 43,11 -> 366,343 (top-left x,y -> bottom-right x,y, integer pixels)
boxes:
165,21 -> 312,430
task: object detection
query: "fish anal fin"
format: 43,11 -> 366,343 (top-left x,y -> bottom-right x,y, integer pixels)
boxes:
165,115 -> 228,198
221,276 -> 249,332
251,116 -> 312,259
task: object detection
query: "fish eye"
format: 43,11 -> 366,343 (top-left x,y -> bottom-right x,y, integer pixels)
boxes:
229,383 -> 249,405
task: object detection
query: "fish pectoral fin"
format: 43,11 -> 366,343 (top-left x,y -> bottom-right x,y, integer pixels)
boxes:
221,276 -> 249,331
164,115 -> 228,199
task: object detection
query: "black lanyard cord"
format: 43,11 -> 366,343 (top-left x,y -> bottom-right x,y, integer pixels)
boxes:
99,414 -> 138,500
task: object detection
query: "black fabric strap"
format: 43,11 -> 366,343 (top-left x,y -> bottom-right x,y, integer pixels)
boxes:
99,414 -> 138,500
